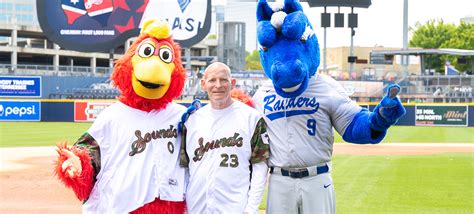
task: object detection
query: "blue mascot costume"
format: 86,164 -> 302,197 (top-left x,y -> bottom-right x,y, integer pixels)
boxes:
251,0 -> 406,213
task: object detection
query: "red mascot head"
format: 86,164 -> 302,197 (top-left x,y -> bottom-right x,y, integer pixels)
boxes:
111,20 -> 186,112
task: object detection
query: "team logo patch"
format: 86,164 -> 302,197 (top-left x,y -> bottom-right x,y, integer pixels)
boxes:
261,133 -> 270,145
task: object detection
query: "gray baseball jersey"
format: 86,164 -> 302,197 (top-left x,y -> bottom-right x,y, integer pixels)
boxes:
253,74 -> 361,168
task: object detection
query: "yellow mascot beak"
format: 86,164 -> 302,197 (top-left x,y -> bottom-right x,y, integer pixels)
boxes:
131,20 -> 175,100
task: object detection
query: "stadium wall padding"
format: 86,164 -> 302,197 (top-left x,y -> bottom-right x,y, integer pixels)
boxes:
9,101 -> 474,126
42,76 -> 109,99
469,106 -> 474,127
40,101 -> 74,122
395,105 -> 416,126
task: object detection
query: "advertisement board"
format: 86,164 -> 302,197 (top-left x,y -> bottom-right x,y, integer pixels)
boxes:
415,105 -> 468,126
140,0 -> 211,47
36,0 -> 211,52
74,101 -> 113,122
0,76 -> 41,98
0,100 -> 41,121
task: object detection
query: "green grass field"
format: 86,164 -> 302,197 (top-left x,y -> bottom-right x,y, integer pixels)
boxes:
1,122 -> 473,213
0,122 -> 91,147
1,122 -> 473,147
259,153 -> 474,213
333,126 -> 474,143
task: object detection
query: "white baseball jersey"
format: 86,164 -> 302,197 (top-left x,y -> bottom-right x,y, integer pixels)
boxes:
83,101 -> 186,213
183,101 -> 269,214
253,74 -> 361,168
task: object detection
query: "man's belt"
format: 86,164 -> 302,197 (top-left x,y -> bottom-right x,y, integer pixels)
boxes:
270,163 -> 330,179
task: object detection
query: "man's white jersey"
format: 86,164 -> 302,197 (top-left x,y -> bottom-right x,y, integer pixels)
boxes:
83,101 -> 186,213
253,74 -> 361,168
184,101 -> 265,214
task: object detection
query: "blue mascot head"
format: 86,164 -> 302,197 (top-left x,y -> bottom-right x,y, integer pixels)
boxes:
257,0 -> 320,98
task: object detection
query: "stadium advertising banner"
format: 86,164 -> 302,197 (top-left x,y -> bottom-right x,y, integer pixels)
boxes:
0,100 -> 41,121
36,0 -> 211,52
140,0 -> 212,47
74,101 -> 113,122
0,76 -> 41,98
415,105 -> 468,126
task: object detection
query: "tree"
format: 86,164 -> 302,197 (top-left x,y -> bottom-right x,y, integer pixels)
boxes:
245,50 -> 263,70
444,22 -> 474,73
409,20 -> 473,74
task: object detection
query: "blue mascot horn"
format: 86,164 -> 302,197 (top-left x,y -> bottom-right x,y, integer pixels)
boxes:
257,0 -> 320,98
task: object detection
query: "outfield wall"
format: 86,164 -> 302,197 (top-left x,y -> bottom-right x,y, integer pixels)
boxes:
1,100 -> 473,127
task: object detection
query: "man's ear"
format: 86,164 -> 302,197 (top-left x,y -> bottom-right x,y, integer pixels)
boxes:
200,79 -> 206,91
231,78 -> 237,89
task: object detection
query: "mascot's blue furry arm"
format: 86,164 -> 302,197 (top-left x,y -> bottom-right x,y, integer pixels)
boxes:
342,85 -> 406,144
178,99 -> 202,134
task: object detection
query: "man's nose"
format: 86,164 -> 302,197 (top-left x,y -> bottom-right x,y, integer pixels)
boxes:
215,80 -> 222,87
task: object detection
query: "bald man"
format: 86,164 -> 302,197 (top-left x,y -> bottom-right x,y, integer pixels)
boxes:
180,62 -> 270,214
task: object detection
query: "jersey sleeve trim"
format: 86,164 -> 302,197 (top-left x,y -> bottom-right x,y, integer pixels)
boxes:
179,125 -> 190,167
250,118 -> 270,164
74,132 -> 101,181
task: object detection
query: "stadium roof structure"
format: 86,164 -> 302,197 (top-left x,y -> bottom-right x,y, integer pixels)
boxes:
371,48 -> 474,75
371,48 -> 474,56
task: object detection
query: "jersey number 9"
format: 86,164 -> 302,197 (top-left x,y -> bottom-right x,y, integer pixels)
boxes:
307,119 -> 316,136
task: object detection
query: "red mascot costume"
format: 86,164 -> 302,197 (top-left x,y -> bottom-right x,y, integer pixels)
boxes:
55,20 -> 187,213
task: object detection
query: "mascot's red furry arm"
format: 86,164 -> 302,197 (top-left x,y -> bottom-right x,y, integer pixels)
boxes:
54,20 -> 187,213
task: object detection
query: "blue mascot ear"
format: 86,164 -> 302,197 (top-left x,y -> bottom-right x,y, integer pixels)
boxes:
283,0 -> 303,13
257,0 -> 274,21
282,11 -> 307,39
257,21 -> 277,48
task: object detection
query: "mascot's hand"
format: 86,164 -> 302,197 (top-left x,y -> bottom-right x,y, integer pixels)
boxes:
57,148 -> 82,178
178,100 -> 202,133
370,84 -> 406,131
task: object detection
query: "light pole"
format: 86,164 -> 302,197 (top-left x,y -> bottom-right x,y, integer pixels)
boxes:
402,0 -> 409,77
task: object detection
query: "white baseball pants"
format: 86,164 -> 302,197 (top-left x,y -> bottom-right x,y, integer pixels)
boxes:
266,173 -> 335,214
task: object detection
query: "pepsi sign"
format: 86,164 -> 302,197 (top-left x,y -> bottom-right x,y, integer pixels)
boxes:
0,101 -> 41,121
37,0 -> 211,52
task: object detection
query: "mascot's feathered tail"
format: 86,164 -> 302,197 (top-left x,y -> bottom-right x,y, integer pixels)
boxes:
231,88 -> 254,107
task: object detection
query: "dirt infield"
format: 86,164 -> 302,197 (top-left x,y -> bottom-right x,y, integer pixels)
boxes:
1,144 -> 473,213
